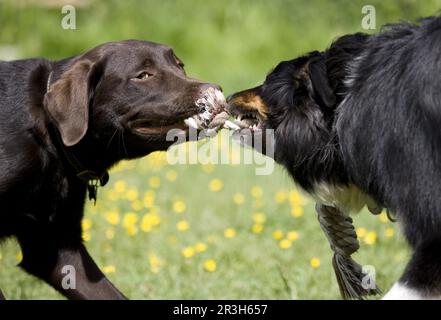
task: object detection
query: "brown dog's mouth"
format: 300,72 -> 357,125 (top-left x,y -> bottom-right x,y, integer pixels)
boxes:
131,121 -> 188,136
131,88 -> 227,138
183,88 -> 227,134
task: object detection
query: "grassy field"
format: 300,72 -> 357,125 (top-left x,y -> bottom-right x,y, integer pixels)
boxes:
0,0 -> 440,299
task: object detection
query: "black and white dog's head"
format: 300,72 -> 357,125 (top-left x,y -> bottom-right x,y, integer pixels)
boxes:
227,34 -> 369,192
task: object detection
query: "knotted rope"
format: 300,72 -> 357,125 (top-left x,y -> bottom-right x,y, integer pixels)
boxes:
316,204 -> 381,299
189,111 -> 232,137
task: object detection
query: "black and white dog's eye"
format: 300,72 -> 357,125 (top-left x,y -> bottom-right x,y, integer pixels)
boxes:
135,71 -> 151,80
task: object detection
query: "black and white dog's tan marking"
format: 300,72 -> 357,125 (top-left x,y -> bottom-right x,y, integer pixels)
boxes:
227,17 -> 441,299
0,40 -> 222,299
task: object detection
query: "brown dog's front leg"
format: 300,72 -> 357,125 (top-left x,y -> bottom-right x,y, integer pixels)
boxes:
47,244 -> 127,300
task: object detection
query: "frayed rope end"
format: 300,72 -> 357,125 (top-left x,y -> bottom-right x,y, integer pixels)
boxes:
333,253 -> 381,300
316,204 -> 381,300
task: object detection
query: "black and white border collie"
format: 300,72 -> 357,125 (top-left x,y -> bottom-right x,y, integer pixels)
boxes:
227,16 -> 441,299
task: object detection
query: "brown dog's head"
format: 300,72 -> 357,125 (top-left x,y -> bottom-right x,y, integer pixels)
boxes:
44,40 -> 222,161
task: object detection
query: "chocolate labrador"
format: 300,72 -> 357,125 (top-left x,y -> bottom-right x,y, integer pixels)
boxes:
0,40 -> 222,299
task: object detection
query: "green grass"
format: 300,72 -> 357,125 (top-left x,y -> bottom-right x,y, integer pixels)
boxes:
0,0 -> 437,299
0,139 -> 409,300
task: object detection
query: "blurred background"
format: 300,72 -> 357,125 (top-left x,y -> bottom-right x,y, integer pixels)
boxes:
0,0 -> 440,299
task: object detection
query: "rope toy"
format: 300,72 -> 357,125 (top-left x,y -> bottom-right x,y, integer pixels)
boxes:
316,204 -> 381,299
184,88 -> 231,135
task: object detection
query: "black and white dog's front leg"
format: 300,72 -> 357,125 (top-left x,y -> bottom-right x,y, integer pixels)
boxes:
17,234 -> 126,300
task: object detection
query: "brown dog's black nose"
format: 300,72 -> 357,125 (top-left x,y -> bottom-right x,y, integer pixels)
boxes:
199,83 -> 222,93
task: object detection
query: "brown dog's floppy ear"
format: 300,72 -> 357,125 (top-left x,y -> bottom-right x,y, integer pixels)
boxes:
44,59 -> 96,147
307,57 -> 336,109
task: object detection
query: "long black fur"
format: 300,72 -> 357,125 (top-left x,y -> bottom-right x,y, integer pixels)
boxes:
229,16 -> 441,297
263,33 -> 369,191
337,17 -> 441,295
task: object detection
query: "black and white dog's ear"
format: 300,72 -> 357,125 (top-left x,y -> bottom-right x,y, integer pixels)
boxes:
44,59 -> 104,147
307,58 -> 336,109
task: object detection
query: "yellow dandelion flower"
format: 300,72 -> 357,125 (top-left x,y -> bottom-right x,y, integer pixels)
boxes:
149,253 -> 161,273
202,164 -> 215,173
149,176 -> 161,189
233,193 -> 245,205
385,228 -> 395,238
310,257 -> 321,269
291,206 -> 304,218
126,189 -> 138,202
251,186 -> 263,198
114,180 -> 127,193
123,212 -> 138,228
289,190 -> 303,205
194,242 -> 207,253
166,170 -> 178,182
177,220 -> 190,232
105,211 -> 120,225
204,259 -> 217,272
287,231 -> 299,241
103,265 -> 116,274
275,191 -> 288,204
140,213 -> 160,232
131,199 -> 143,211
279,239 -> 292,249
82,218 -> 92,231
252,223 -> 264,234
181,246 -> 195,258
105,228 -> 115,240
272,230 -> 284,240
173,200 -> 186,214
126,224 -> 138,236
209,179 -> 223,192
140,220 -> 152,233
356,227 -> 367,238
224,228 -> 237,239
143,196 -> 155,208
150,214 -> 161,226
379,211 -> 389,223
16,251 -> 22,263
83,232 -> 91,242
364,231 -> 377,245
252,212 -> 266,224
